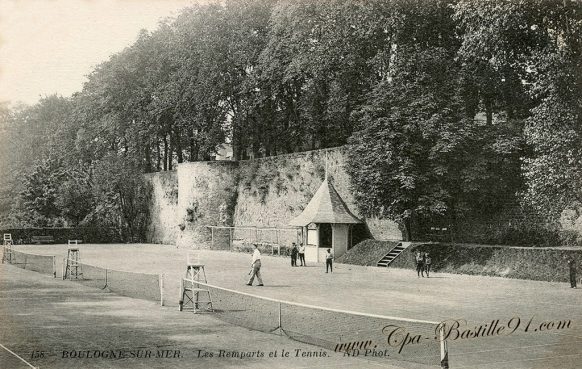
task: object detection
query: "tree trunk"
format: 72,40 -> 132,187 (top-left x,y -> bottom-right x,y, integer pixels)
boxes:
232,121 -> 245,160
119,191 -> 133,242
163,135 -> 168,171
144,143 -> 152,173
174,129 -> 183,163
168,136 -> 173,171
402,217 -> 412,241
252,127 -> 260,158
188,128 -> 195,161
156,140 -> 161,171
484,95 -> 493,125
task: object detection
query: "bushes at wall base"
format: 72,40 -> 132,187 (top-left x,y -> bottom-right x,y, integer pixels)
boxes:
447,219 -> 582,247
340,239 -> 581,282
1,227 -> 121,244
390,243 -> 582,283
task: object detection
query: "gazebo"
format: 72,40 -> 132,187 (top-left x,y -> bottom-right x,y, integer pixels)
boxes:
288,176 -> 362,263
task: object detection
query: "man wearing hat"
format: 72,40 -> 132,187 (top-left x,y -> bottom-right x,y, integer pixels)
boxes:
247,244 -> 264,286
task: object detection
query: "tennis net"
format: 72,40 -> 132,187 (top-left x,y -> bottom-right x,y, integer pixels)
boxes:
63,259 -> 164,305
185,280 -> 449,368
107,268 -> 163,303
3,248 -> 56,277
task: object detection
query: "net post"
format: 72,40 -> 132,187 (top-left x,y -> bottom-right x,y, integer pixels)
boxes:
104,268 -> 108,288
439,324 -> 449,369
179,278 -> 183,308
52,256 -> 56,278
160,273 -> 164,306
62,257 -> 66,280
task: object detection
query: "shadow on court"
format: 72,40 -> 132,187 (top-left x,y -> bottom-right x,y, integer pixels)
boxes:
246,285 -> 293,288
0,263 -> 429,369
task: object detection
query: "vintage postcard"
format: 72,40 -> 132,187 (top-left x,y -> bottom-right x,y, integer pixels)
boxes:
1,1 -> 581,368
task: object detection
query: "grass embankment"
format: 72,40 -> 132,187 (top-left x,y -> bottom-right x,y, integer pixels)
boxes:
335,239 -> 399,266
340,240 -> 582,282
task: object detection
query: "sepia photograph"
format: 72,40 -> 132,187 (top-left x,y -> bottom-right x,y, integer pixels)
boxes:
0,0 -> 581,368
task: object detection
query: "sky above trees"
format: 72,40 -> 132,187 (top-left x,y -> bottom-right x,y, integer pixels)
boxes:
0,0 -> 198,106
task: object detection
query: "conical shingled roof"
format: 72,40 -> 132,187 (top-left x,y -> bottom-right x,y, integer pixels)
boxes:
289,177 -> 362,226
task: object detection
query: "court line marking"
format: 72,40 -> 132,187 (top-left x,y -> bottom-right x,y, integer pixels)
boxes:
0,343 -> 37,369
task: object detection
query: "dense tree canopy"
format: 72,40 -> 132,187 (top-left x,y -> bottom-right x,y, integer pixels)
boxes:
1,0 -> 580,243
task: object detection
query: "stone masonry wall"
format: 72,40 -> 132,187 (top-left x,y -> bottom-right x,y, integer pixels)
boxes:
233,148 -> 400,244
145,171 -> 178,245
146,147 -> 402,247
175,161 -> 239,248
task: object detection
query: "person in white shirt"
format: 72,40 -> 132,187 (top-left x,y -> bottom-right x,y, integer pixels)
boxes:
298,243 -> 306,266
247,244 -> 264,286
325,249 -> 333,273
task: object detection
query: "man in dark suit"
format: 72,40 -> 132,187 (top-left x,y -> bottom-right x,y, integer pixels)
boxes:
290,242 -> 298,267
415,251 -> 425,278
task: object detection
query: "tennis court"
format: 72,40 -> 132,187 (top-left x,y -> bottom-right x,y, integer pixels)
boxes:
0,262 -> 414,369
3,243 -> 582,368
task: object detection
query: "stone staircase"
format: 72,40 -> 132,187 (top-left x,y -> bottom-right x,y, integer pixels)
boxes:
376,242 -> 411,267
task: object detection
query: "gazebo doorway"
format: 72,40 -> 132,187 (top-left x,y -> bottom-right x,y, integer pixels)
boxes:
288,176 -> 362,263
319,223 -> 332,248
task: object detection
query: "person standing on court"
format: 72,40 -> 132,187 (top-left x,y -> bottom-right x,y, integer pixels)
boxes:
247,244 -> 264,286
290,242 -> 298,267
298,242 -> 306,266
415,250 -> 425,278
325,248 -> 334,273
568,257 -> 577,288
424,252 -> 432,278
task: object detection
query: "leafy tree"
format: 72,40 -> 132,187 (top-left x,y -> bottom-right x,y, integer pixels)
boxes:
90,154 -> 152,241
523,54 -> 582,219
178,0 -> 275,160
348,43 -> 464,240
55,164 -> 94,226
1,96 -> 77,227
12,158 -> 66,226
0,103 -> 14,225
346,0 -> 468,240
454,0 -> 582,224
454,0 -> 542,124
1,0 -> 580,245
254,0 -> 388,155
